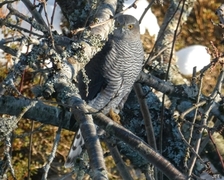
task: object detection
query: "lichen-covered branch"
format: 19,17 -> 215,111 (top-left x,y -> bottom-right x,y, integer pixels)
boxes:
0,96 -> 73,130
138,71 -> 199,99
155,0 -> 196,63
7,3 -> 48,33
147,0 -> 196,83
21,0 -> 48,29
55,0 -> 117,70
88,107 -> 186,180
0,94 -> 186,179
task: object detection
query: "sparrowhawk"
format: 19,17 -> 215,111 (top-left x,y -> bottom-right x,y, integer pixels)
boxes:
65,14 -> 144,168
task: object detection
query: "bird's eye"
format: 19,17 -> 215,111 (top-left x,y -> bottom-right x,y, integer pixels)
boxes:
128,24 -> 134,29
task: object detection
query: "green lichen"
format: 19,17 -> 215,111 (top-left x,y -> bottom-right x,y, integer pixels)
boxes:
68,0 -> 98,29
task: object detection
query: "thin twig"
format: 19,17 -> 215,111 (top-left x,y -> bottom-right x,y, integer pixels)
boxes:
134,83 -> 157,150
139,0 -> 155,24
134,83 -> 158,180
208,130 -> 224,169
187,69 -> 224,178
105,140 -> 133,180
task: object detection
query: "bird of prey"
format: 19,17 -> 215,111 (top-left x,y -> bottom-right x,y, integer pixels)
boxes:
65,14 -> 144,168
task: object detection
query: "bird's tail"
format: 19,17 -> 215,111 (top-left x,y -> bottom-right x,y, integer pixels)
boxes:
64,128 -> 84,168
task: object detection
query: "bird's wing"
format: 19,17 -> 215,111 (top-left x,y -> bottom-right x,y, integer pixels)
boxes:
78,38 -> 114,101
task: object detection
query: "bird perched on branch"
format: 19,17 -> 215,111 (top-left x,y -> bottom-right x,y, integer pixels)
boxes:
64,14 -> 144,168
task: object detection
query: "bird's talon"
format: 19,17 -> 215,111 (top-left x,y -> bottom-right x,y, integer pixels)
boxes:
109,109 -> 121,124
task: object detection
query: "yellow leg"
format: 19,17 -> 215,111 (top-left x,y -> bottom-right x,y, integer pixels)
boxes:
108,109 -> 121,124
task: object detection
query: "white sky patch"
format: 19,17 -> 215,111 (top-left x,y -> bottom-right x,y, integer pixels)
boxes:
176,45 -> 211,76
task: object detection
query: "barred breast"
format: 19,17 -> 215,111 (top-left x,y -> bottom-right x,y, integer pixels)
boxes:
89,37 -> 144,113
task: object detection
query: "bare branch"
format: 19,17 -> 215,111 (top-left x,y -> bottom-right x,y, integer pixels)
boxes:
21,0 -> 48,29
105,140 -> 133,180
134,83 -> 157,150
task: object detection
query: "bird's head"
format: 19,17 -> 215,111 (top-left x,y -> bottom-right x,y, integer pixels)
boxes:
113,14 -> 140,39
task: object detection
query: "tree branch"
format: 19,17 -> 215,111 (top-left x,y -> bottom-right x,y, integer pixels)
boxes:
87,107 -> 186,180
0,94 -> 186,179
